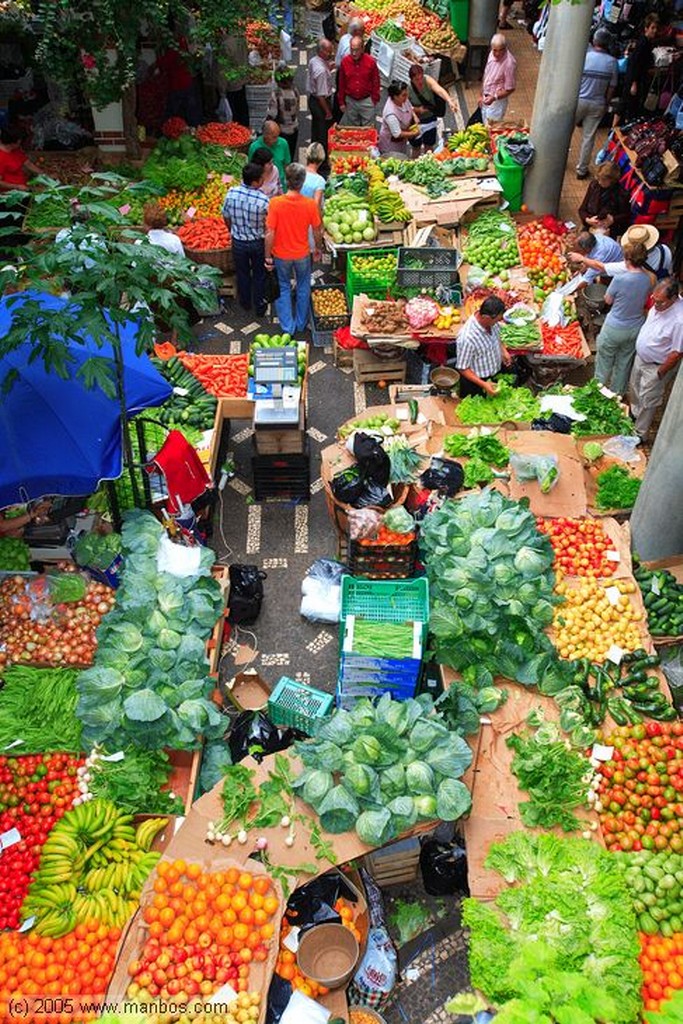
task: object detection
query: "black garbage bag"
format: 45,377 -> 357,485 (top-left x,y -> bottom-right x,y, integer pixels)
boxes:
331,465 -> 366,505
265,972 -> 292,1024
510,354 -> 534,386
420,457 -> 464,497
531,412 -> 574,434
420,837 -> 469,896
228,711 -> 294,763
352,431 -> 391,489
228,564 -> 267,625
286,872 -> 360,933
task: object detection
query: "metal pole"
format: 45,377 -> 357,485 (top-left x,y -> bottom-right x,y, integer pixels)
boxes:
630,367 -> 683,561
524,0 -> 594,215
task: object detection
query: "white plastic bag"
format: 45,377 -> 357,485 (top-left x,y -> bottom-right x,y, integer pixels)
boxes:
156,534 -> 201,577
348,926 -> 397,1006
280,30 -> 292,63
280,990 -> 330,1024
216,94 -> 233,123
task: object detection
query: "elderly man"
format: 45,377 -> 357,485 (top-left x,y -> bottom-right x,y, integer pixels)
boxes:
338,37 -> 380,127
575,29 -> 618,179
307,38 -> 335,175
264,162 -> 323,335
568,230 -> 624,288
480,34 -> 517,124
629,278 -> 683,440
222,162 -> 270,315
247,120 -> 291,189
336,16 -> 365,66
447,296 -> 512,397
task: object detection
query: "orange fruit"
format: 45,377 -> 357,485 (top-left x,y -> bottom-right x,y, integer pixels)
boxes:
263,896 -> 279,917
237,872 -> 253,891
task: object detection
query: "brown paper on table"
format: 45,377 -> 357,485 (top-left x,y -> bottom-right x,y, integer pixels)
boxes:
582,443 -> 648,516
106,853 -> 283,1021
506,430 -> 587,518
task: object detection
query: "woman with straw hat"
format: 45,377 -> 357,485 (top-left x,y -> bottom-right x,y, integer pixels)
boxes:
577,161 -> 631,239
622,224 -> 673,282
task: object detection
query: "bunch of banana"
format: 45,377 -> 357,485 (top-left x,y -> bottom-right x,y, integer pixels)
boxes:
446,124 -> 489,154
433,305 -> 462,331
366,161 -> 386,185
368,182 -> 412,224
21,800 -> 168,936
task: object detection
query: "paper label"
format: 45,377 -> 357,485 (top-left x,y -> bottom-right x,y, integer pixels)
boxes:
185,205 -> 197,218
283,925 -> 300,952
19,916 -> 35,933
599,385 -> 617,399
606,644 -> 625,664
208,982 -> 238,1005
0,828 -> 21,851
173,386 -> 189,397
606,550 -> 621,562
173,816 -> 185,835
591,743 -> 614,761
118,203 -> 131,215
605,586 -> 621,606
651,577 -> 662,596
100,751 -> 124,763
2,739 -> 23,751
221,174 -> 232,184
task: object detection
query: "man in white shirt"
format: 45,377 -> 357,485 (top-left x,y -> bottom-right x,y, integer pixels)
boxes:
629,278 -> 683,439
336,17 -> 365,66
307,38 -> 335,175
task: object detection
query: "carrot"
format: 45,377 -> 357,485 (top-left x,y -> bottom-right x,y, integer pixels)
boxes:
178,353 -> 249,397
196,122 -> 252,148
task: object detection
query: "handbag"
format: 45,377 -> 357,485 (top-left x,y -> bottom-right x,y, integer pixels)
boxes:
644,71 -> 660,113
264,268 -> 280,304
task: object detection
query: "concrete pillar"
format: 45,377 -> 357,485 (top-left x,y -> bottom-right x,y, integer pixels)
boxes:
468,0 -> 498,44
630,368 -> 683,560
523,0 -> 594,215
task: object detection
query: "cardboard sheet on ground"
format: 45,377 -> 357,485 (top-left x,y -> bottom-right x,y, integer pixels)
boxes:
506,430 -> 587,517
582,444 -> 648,516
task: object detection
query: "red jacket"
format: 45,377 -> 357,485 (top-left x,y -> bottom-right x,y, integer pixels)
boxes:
338,52 -> 380,107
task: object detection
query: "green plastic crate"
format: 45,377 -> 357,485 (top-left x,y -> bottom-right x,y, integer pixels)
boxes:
345,246 -> 399,306
340,576 -> 430,651
268,676 -> 334,734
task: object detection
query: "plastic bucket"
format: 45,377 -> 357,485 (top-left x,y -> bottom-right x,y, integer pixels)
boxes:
448,0 -> 469,40
297,922 -> 360,988
494,142 -> 524,213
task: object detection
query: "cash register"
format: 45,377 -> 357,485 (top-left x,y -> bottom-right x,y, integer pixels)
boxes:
252,347 -> 302,428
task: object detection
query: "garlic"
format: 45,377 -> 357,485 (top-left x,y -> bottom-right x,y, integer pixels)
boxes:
237,829 -> 248,845
589,821 -> 598,831
221,834 -> 233,847
280,815 -> 290,828
285,835 -> 295,848
207,830 -> 215,843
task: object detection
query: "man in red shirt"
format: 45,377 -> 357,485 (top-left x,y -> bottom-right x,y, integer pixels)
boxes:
338,37 -> 380,127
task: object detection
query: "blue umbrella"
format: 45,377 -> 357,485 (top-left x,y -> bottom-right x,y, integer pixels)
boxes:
0,291 -> 172,508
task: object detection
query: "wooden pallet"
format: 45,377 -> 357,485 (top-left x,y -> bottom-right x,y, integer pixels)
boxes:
364,836 -> 421,886
353,346 -> 407,385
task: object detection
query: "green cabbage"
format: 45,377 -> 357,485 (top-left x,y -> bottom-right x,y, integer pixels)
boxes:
352,733 -> 383,765
387,796 -> 417,832
409,718 -> 449,753
379,763 -> 406,800
342,762 -> 379,800
318,785 -> 360,834
436,778 -> 472,821
315,709 -> 354,746
294,768 -> 334,809
425,736 -> 473,779
405,760 -> 435,794
356,807 -> 395,846
414,794 -> 437,818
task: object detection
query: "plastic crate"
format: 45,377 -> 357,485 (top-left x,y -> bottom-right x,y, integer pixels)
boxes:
345,246 -> 399,305
348,537 -> 418,579
310,284 -> 350,332
397,246 -> 462,289
268,676 -> 334,734
311,323 -> 333,348
340,576 -> 429,638
327,126 -> 378,152
252,448 -> 310,501
370,27 -> 415,53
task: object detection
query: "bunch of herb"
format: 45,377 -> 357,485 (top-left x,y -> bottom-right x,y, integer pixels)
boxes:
595,465 -> 642,510
87,748 -> 184,815
506,722 -> 592,832
443,432 -> 510,467
569,379 -> 635,436
455,379 -> 541,425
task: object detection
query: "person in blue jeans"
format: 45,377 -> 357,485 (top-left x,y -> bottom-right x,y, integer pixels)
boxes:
222,162 -> 270,315
264,163 -> 322,335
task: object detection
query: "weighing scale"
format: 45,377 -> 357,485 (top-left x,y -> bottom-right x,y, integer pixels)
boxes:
252,347 -> 301,428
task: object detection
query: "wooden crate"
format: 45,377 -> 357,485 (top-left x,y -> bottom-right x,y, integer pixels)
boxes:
253,406 -> 306,455
364,836 -> 421,885
219,273 -> 236,298
353,346 -> 407,385
334,334 -> 355,369
164,748 -> 203,816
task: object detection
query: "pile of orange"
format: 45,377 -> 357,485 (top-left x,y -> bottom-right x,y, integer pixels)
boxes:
129,861 -> 279,1005
0,920 -> 121,1024
518,220 -> 566,277
639,931 -> 683,1014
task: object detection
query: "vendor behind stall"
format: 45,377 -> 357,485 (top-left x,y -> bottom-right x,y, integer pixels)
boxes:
577,161 -> 631,239
0,501 -> 51,538
447,296 -> 512,398
0,126 -> 41,254
378,83 -> 420,158
408,64 -> 458,153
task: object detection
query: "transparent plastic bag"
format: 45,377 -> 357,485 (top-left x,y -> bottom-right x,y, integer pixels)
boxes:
300,559 -> 344,623
510,453 -> 560,493
541,291 -> 567,328
602,436 -> 642,464
348,508 -> 383,540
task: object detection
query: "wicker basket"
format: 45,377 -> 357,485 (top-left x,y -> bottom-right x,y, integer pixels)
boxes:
184,246 -> 234,273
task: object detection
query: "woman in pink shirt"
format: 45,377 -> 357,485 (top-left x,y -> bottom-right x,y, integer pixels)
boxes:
480,34 -> 517,124
378,82 -> 420,157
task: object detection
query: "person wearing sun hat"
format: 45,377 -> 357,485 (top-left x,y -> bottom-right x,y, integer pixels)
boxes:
578,223 -> 673,284
577,161 -> 632,240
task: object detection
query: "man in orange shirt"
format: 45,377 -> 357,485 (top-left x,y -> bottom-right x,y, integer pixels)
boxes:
264,163 -> 323,335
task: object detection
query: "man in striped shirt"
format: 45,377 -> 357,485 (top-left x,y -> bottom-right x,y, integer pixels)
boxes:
223,163 -> 270,315
448,296 -> 512,398
575,30 -> 618,179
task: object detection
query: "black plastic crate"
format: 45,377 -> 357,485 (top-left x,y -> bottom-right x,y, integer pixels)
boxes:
252,446 -> 310,502
310,284 -> 350,332
396,247 -> 462,290
347,537 -> 418,579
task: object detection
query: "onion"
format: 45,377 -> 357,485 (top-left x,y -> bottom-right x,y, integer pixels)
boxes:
237,830 -> 248,845
256,837 -> 268,850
